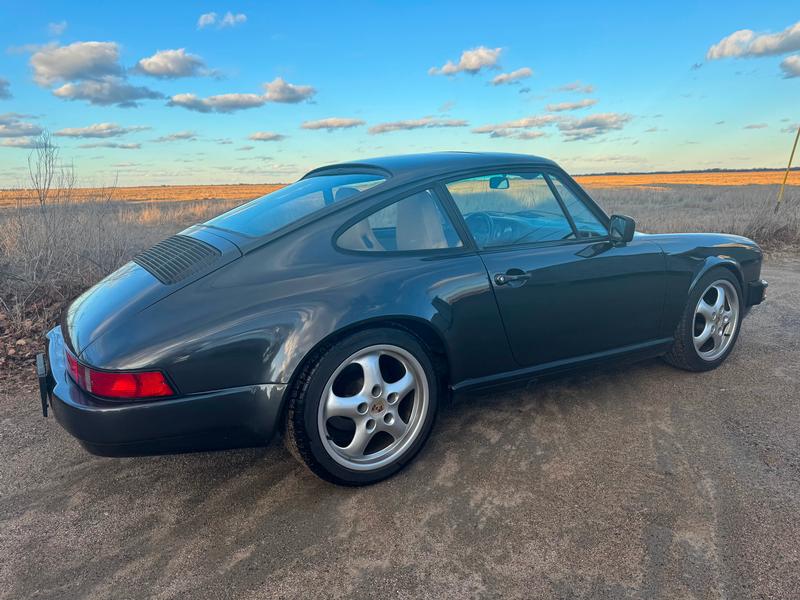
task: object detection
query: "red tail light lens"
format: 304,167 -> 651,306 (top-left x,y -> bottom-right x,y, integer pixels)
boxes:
65,349 -> 174,399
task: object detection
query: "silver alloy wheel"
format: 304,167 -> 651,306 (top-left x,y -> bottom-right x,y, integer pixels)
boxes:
317,344 -> 429,471
693,279 -> 740,361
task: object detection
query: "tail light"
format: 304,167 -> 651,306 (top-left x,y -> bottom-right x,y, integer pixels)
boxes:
65,349 -> 174,400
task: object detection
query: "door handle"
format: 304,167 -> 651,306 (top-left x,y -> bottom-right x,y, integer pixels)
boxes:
494,271 -> 530,286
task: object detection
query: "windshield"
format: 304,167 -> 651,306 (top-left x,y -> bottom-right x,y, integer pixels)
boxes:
206,172 -> 386,237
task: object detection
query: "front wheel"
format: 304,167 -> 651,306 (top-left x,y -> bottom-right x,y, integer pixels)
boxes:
286,328 -> 439,486
663,269 -> 743,372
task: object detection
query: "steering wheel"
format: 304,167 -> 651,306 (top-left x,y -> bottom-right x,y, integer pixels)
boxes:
465,212 -> 493,246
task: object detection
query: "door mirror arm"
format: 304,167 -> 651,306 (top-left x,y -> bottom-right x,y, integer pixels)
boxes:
609,214 -> 636,245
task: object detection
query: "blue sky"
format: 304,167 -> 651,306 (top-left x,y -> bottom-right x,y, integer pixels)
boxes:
0,1 -> 798,186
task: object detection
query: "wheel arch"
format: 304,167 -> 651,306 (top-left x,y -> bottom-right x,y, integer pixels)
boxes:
688,256 -> 745,300
277,315 -> 451,432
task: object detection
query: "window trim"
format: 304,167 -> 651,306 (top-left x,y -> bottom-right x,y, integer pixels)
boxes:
332,184 -> 470,257
544,169 -> 610,238
438,166 -> 611,252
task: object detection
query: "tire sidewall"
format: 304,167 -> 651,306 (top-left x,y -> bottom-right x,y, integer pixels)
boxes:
301,328 -> 439,485
682,269 -> 744,370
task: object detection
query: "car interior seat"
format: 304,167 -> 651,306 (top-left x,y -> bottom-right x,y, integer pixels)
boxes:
395,190 -> 448,250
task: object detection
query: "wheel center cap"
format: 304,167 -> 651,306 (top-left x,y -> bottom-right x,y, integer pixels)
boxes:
372,402 -> 385,414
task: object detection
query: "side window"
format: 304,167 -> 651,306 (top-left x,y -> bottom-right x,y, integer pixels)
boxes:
547,174 -> 607,238
337,189 -> 462,252
446,173 -> 575,248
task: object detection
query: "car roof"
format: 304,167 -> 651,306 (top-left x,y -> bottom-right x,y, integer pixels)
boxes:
303,151 -> 558,180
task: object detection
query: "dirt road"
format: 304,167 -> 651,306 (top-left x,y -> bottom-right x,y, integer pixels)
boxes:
1,259 -> 798,599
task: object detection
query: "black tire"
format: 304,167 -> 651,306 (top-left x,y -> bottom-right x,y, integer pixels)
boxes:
285,327 -> 439,486
663,268 -> 743,372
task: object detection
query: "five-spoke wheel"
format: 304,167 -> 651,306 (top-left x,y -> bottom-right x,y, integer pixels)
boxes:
286,328 -> 438,485
664,269 -> 744,372
318,345 -> 429,470
693,280 -> 740,361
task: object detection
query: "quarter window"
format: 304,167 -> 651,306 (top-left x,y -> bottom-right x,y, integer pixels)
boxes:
338,189 -> 462,252
446,173 -> 575,248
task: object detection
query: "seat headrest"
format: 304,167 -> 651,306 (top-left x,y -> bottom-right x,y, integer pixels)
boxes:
334,186 -> 360,202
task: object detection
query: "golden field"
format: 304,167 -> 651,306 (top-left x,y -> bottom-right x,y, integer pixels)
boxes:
1,169 -> 798,208
0,183 -> 285,209
575,169 -> 800,189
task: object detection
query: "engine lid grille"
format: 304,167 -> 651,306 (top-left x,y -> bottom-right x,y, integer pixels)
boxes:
133,235 -> 221,285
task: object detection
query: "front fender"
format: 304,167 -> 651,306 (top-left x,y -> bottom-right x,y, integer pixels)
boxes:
645,232 -> 763,338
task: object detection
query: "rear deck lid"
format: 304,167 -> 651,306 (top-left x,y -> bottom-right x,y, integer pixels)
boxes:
62,226 -> 240,356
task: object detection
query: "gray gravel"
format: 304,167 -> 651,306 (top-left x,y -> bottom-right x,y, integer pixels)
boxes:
1,259 -> 798,599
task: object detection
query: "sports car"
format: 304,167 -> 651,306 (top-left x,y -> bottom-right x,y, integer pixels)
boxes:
38,152 -> 767,485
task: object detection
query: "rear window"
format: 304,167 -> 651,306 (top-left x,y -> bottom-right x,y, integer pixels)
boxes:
206,172 -> 386,237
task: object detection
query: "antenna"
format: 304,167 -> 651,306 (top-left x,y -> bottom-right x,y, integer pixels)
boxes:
775,126 -> 800,213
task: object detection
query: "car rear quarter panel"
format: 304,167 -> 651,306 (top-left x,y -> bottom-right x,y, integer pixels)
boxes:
80,209 -> 514,395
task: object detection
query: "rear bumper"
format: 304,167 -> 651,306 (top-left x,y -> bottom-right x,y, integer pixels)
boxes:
45,327 -> 286,456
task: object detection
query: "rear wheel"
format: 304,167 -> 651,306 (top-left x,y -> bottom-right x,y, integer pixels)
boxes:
286,328 -> 438,485
664,269 -> 743,372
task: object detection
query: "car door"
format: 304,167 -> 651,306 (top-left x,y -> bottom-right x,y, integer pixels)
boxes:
441,168 -> 666,369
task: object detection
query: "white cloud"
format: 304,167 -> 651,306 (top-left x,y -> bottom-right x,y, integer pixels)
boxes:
167,92 -> 265,113
198,11 -> 247,29
1,137 -> 38,148
28,40 -> 162,107
707,21 -> 800,59
484,129 -> 548,140
781,122 -> 800,133
135,49 -> 208,78
781,54 -> 800,77
220,12 -> 247,28
54,78 -> 163,107
557,113 -> 632,141
237,145 -> 254,151
197,12 -> 217,29
301,117 -> 365,131
491,67 -> 532,86
0,112 -> 43,138
78,142 -> 141,149
546,98 -> 598,112
0,78 -> 11,100
429,46 -> 502,76
263,77 -> 316,103
169,77 -> 315,112
249,131 -> 287,141
48,21 -> 68,36
743,123 -> 768,129
472,115 -> 559,137
556,81 -> 594,94
153,131 -> 197,142
369,117 -> 468,134
55,122 -> 149,138
30,41 -> 122,85
516,131 -> 548,140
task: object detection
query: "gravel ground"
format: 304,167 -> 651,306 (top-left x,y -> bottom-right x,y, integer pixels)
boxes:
1,259 -> 798,600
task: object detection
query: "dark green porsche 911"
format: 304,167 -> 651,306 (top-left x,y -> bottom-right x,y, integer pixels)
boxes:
38,152 -> 767,485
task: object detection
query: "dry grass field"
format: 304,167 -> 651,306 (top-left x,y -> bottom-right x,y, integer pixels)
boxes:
576,169 -> 800,188
0,184 -> 285,209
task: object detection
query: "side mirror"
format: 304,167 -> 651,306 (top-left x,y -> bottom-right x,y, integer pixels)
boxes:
609,214 -> 636,244
489,175 -> 509,190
